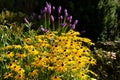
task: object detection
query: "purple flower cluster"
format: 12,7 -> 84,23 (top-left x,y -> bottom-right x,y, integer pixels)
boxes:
24,2 -> 79,33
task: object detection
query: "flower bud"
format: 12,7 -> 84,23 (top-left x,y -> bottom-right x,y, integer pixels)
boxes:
64,9 -> 68,17
67,16 -> 72,23
40,25 -> 45,31
46,2 -> 51,14
50,15 -> 54,23
53,6 -> 55,11
60,23 -> 67,28
41,7 -> 47,14
74,20 -> 78,25
60,16 -> 63,20
58,6 -> 62,14
70,24 -> 76,29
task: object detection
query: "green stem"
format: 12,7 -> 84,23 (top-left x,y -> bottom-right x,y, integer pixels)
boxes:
44,13 -> 47,29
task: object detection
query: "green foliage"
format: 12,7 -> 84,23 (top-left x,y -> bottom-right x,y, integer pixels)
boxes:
97,0 -> 118,41
0,24 -> 24,47
0,10 -> 26,24
92,46 -> 120,80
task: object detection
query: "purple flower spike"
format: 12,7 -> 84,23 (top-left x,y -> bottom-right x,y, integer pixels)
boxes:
69,16 -> 72,22
70,16 -> 72,20
42,7 -> 47,14
70,24 -> 76,29
24,18 -> 29,24
44,7 -> 47,13
40,25 -> 45,31
50,15 -> 54,23
53,6 -> 55,11
48,7 -> 51,14
58,6 -> 62,14
60,23 -> 67,28
46,2 -> 49,7
47,6 -> 51,14
46,2 -> 51,14
58,16 -> 63,20
64,9 -> 68,17
60,16 -> 63,20
67,16 -> 72,23
74,20 -> 78,25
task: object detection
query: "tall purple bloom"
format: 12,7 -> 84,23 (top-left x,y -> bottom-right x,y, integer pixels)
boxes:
64,9 -> 68,17
58,6 -> 62,14
41,7 -> 47,14
40,25 -> 45,31
69,16 -> 72,22
46,2 -> 51,14
67,16 -> 72,23
46,2 -> 49,8
74,20 -> 78,25
53,6 -> 55,11
60,23 -> 67,28
70,24 -> 76,29
50,15 -> 54,23
60,16 -> 63,20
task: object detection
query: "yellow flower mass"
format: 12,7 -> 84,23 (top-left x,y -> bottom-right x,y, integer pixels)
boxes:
0,29 -> 96,80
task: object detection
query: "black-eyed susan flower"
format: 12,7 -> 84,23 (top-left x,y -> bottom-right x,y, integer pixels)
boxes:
17,68 -> 25,74
28,49 -> 39,55
3,72 -> 13,79
51,75 -> 61,80
55,62 -> 67,72
28,69 -> 38,77
78,72 -> 87,80
14,74 -> 25,80
12,45 -> 22,49
23,45 -> 34,51
5,51 -> 14,58
71,66 -> 78,72
24,38 -> 32,44
15,53 -> 26,59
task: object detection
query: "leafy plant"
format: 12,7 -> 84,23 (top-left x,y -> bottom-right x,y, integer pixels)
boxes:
91,47 -> 120,80
0,10 -> 26,24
